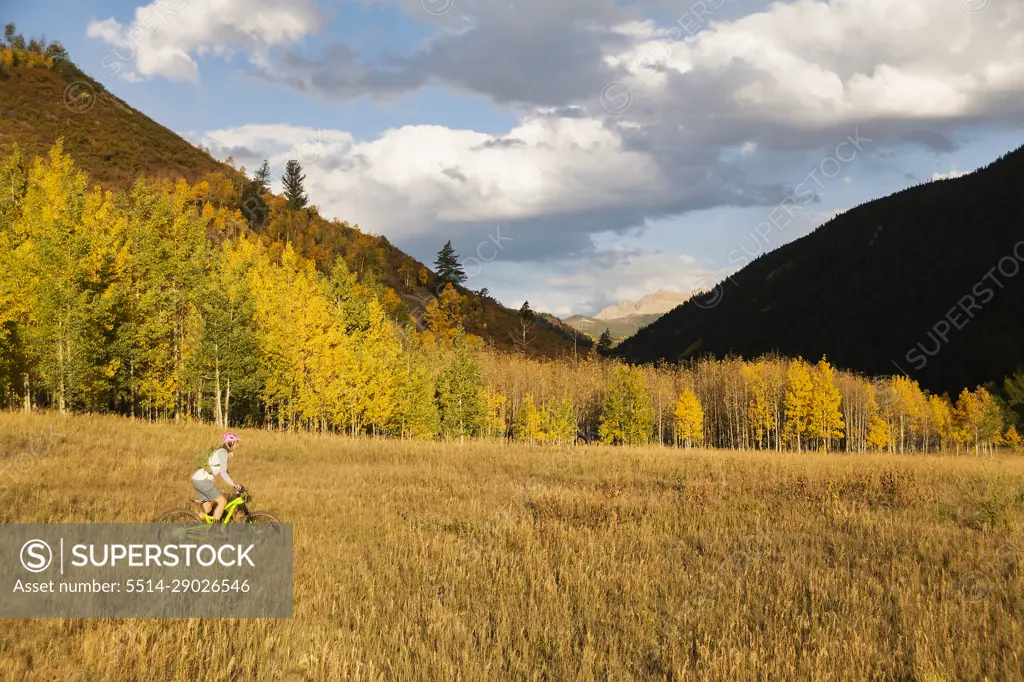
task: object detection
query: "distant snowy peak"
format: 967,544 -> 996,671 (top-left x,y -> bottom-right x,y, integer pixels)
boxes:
594,289 -> 690,321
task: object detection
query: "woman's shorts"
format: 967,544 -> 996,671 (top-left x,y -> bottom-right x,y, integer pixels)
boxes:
192,478 -> 222,502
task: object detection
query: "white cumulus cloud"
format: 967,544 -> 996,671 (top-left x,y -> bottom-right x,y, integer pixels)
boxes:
931,168 -> 971,181
87,0 -> 322,82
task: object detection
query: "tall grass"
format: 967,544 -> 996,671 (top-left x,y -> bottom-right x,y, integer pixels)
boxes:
1,412 -> 1022,681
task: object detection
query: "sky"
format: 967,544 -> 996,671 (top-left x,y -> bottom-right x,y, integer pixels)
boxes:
7,0 -> 1024,316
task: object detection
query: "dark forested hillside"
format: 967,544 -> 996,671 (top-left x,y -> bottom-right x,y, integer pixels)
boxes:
0,33 -> 586,358
615,144 -> 1024,394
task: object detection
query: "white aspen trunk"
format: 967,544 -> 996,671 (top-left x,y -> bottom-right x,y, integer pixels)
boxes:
224,378 -> 231,429
58,337 -> 67,414
213,350 -> 223,427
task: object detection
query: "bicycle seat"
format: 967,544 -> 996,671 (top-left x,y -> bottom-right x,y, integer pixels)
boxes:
192,499 -> 205,505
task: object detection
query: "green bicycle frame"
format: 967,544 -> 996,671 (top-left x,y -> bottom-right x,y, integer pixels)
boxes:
202,495 -> 246,524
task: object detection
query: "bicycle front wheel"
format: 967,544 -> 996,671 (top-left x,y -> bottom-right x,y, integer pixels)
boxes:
153,508 -> 204,543
153,509 -> 202,524
245,512 -> 282,543
245,511 -> 281,526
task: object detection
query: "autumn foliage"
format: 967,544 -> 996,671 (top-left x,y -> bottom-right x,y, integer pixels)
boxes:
0,143 -> 1018,452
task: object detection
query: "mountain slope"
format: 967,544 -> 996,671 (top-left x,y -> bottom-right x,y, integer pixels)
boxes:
0,52 -> 587,357
616,144 -> 1024,393
0,58 -> 232,187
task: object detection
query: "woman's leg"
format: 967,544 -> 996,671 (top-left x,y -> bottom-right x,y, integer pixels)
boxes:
212,494 -> 228,522
194,479 -> 218,519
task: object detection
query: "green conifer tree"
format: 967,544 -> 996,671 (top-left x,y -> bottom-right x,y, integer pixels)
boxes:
282,160 -> 308,210
254,160 -> 271,192
434,241 -> 466,286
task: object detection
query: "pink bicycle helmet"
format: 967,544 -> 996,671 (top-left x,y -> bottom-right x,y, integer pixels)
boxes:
222,432 -> 241,446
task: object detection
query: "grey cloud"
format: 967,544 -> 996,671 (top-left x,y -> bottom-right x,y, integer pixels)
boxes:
399,171 -> 787,267
901,130 -> 959,153
471,137 -> 526,150
442,167 -> 468,183
545,106 -> 589,119
316,153 -> 373,173
249,43 -> 425,98
216,145 -> 265,161
249,0 -> 1021,167
407,24 -> 619,106
251,0 -> 634,106
230,0 -> 1024,283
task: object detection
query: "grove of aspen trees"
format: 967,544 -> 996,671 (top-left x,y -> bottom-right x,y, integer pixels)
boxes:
0,142 -> 1018,454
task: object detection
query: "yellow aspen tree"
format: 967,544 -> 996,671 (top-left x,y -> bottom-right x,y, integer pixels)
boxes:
783,359 -> 814,452
741,362 -> 774,450
863,383 -> 892,451
808,357 -> 845,451
291,258 -> 340,431
953,388 -> 993,453
15,142 -> 137,413
248,244 -> 308,428
512,393 -> 544,444
951,388 -> 1003,453
328,333 -> 368,437
929,394 -> 954,452
357,298 -> 404,435
541,396 -> 576,445
891,376 -> 926,452
423,284 -> 466,345
305,308 -> 351,433
398,343 -> 439,439
1003,425 -> 1022,451
380,288 -> 405,321
977,388 -> 1006,453
481,388 -> 508,439
866,414 -> 892,451
673,388 -> 704,448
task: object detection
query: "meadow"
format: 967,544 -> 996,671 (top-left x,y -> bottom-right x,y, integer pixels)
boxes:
1,411 -> 1022,681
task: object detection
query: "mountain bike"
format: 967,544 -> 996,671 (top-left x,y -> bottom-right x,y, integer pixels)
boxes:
154,487 -> 280,531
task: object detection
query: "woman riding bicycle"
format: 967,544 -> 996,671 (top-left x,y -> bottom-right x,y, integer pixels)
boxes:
192,432 -> 244,523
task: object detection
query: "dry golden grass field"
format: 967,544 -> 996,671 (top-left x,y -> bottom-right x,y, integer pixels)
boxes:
1,411 -> 1023,681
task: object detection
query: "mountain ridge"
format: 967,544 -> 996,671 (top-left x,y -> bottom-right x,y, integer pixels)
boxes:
594,289 -> 690,320
615,144 -> 1024,393
562,312 -> 663,343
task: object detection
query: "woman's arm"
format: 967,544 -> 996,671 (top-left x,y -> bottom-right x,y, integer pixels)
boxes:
217,452 -> 238,489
